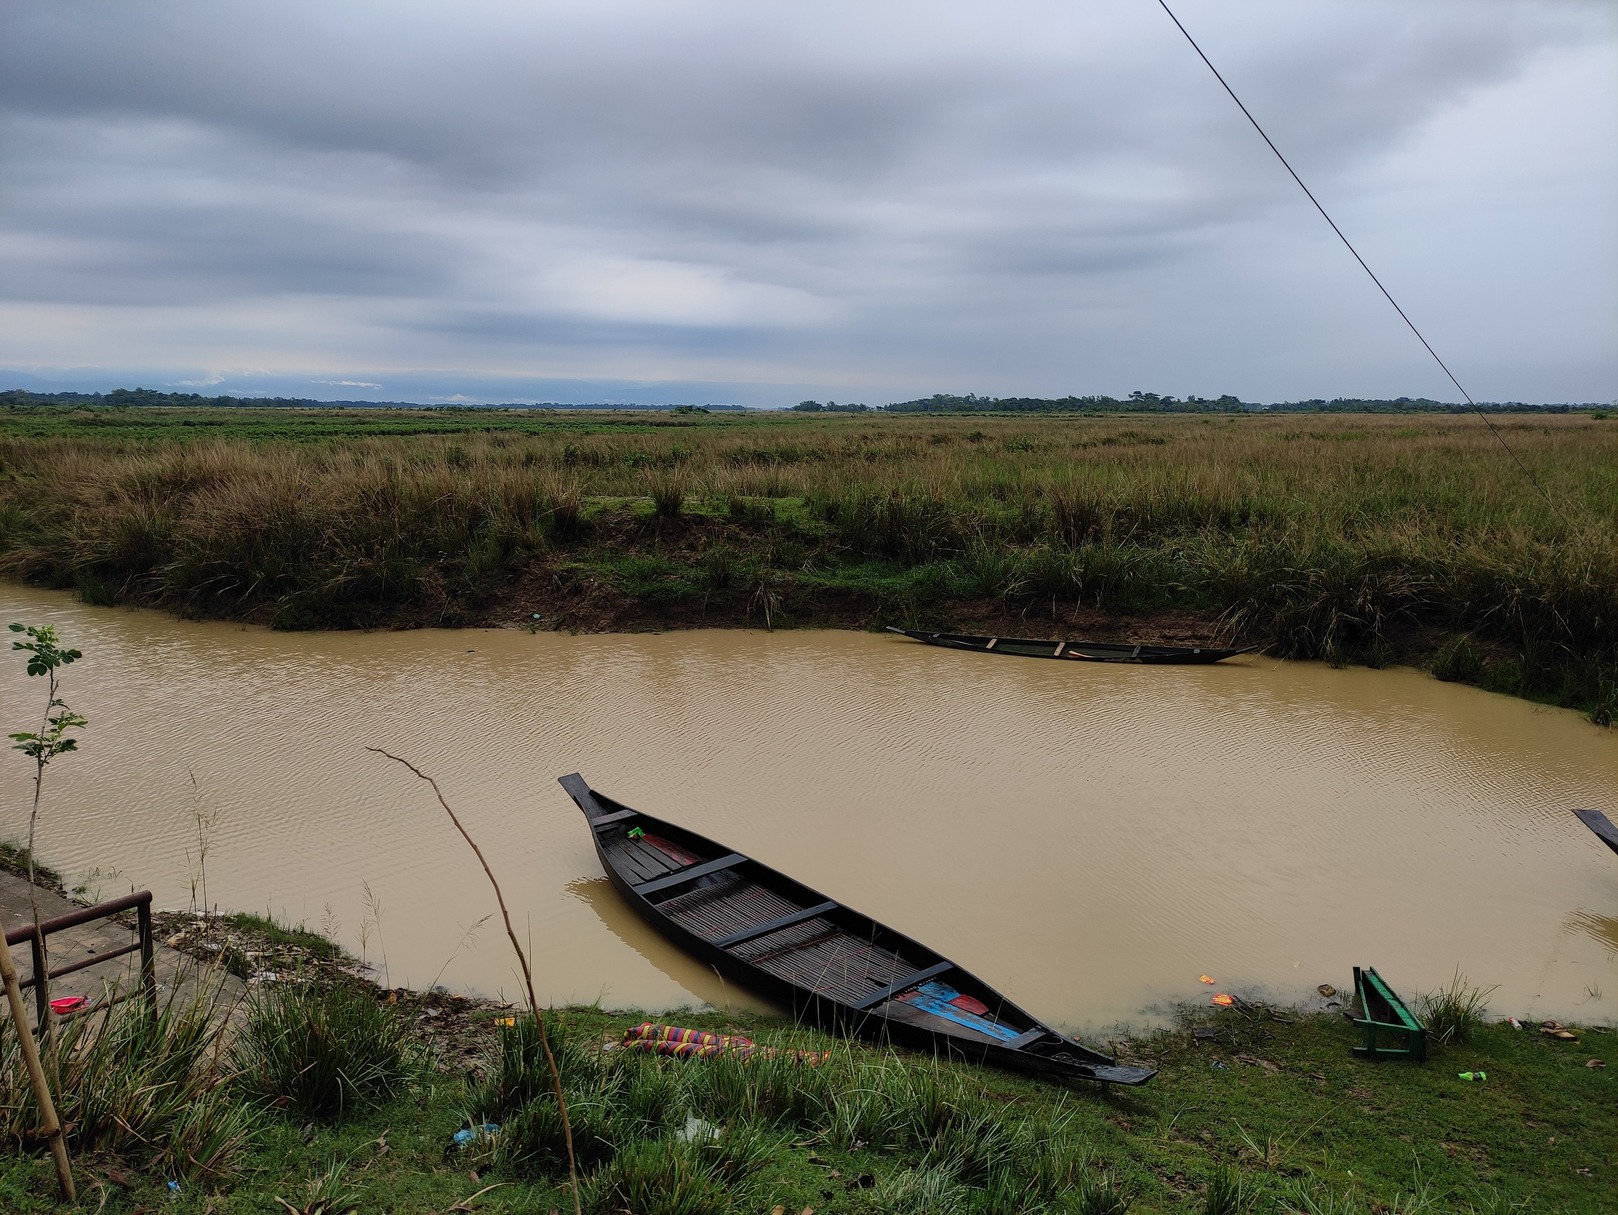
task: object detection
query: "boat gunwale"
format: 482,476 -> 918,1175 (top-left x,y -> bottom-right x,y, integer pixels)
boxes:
886,625 -> 1257,664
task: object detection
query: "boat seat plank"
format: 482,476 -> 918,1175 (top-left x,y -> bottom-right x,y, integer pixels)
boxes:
602,841 -> 659,883
850,960 -> 954,1011
712,900 -> 839,950
589,809 -> 639,829
634,853 -> 748,897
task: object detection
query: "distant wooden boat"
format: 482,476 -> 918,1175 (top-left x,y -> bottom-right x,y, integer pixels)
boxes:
886,626 -> 1256,665
1575,809 -> 1618,859
558,773 -> 1154,1086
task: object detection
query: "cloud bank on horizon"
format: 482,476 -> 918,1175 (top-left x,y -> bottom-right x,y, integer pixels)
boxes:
1,0 -> 1613,406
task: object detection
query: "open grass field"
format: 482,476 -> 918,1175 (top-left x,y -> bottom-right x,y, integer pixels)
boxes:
1,405 -> 1614,719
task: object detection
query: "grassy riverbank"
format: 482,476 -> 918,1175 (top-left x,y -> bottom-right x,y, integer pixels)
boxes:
1,406 -> 1614,720
3,972 -> 1612,1212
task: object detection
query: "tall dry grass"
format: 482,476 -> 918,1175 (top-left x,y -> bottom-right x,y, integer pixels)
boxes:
0,412 -> 1613,715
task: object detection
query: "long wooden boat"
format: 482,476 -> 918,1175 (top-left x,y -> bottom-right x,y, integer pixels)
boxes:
887,626 -> 1256,664
558,773 -> 1153,1086
1575,809 -> 1618,859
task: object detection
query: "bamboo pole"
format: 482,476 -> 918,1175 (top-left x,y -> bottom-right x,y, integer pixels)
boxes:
0,930 -> 74,1200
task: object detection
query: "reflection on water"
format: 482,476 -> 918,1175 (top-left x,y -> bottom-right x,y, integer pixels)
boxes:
0,584 -> 1614,1030
1568,909 -> 1618,955
565,878 -> 773,1015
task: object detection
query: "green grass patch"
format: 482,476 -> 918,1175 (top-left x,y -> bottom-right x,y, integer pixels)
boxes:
0,838 -> 65,894
1,998 -> 1613,1213
220,912 -> 350,961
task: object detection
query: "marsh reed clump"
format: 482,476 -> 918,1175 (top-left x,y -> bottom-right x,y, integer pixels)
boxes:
0,972 -> 257,1181
235,981 -> 414,1119
2,409 -> 1614,715
1418,971 -> 1496,1047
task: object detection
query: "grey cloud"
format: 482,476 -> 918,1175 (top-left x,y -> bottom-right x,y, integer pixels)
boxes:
0,0 -> 1611,401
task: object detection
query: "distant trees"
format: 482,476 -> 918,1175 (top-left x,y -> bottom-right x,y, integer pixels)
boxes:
883,392 -> 1244,413
0,388 -> 1595,416
0,388 -> 329,409
879,392 -> 1588,415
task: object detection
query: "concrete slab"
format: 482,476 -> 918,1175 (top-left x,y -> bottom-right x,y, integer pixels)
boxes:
0,869 -> 243,1030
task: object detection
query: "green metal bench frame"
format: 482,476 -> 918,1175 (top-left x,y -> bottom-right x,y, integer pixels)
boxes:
1350,966 -> 1426,1061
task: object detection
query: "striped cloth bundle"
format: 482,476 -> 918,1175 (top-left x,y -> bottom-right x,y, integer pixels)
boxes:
619,1022 -> 831,1065
620,1022 -> 755,1059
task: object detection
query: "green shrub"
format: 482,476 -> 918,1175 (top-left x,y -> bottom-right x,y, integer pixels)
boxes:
235,983 -> 412,1119
866,1166 -> 970,1214
1068,1173 -> 1135,1215
467,1013 -> 585,1119
497,1089 -> 618,1178
586,1136 -> 726,1215
651,476 -> 685,518
1419,971 -> 1496,1047
1204,1167 -> 1253,1215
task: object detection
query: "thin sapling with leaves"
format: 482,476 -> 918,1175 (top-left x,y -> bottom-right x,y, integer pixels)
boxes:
0,621 -> 83,1201
8,622 -> 86,936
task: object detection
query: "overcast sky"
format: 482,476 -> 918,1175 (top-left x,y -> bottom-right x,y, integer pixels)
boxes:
2,0 -> 1613,405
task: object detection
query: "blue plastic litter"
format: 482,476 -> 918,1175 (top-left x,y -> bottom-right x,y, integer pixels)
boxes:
452,1122 -> 501,1147
167,1180 -> 181,1192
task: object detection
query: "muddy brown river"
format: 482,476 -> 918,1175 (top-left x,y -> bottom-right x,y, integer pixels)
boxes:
1,585 -> 1614,1032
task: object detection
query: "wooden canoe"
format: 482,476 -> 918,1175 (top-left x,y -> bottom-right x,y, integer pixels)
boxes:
558,773 -> 1154,1086
887,626 -> 1256,664
1575,809 -> 1618,859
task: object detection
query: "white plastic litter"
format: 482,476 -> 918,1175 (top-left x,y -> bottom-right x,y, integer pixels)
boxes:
675,1115 -> 720,1143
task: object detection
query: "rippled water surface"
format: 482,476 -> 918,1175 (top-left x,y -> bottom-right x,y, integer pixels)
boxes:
2,586 -> 1614,1031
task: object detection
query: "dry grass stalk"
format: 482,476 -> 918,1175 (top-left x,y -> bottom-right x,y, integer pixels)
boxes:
365,746 -> 581,1215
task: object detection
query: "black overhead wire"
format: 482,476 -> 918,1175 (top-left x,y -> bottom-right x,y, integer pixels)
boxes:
1151,0 -> 1569,525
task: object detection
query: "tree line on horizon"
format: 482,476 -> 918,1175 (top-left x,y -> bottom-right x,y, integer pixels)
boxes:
800,391 -> 1602,413
0,388 -> 744,412
0,386 -> 1604,415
